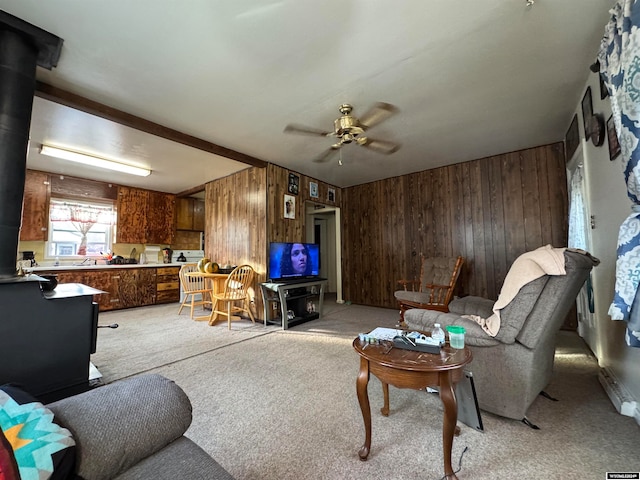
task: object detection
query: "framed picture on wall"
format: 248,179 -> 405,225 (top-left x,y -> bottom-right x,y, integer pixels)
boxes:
327,187 -> 335,203
565,113 -> 579,162
288,173 -> 299,195
599,73 -> 609,100
581,86 -> 593,138
284,194 -> 295,219
607,114 -> 621,161
309,181 -> 319,198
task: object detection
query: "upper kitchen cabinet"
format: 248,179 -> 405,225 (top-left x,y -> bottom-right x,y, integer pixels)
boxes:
20,170 -> 50,241
147,190 -> 176,244
176,197 -> 205,231
117,187 -> 175,244
116,186 -> 147,243
193,198 -> 205,231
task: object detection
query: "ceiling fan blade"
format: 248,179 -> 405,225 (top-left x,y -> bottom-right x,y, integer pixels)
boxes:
284,124 -> 333,137
359,137 -> 400,155
312,146 -> 341,163
358,102 -> 399,129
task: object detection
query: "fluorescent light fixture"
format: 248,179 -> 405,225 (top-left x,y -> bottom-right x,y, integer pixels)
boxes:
40,145 -> 151,177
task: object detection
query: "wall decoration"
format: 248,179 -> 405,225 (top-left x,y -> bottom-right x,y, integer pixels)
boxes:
287,173 -> 299,195
564,113 -> 579,162
588,113 -> 605,147
607,114 -> 621,161
599,73 -> 609,100
284,194 -> 295,219
309,181 -> 319,199
581,86 -> 593,138
327,187 -> 335,203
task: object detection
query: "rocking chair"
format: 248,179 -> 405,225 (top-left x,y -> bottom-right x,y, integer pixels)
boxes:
394,255 -> 464,325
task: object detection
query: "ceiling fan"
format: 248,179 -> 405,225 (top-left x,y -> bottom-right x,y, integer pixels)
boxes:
283,102 -> 400,163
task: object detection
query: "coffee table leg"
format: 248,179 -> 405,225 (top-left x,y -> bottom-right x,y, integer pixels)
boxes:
356,357 -> 371,460
439,371 -> 458,479
380,382 -> 390,416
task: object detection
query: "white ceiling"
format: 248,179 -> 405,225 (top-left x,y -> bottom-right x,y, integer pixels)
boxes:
1,0 -> 614,192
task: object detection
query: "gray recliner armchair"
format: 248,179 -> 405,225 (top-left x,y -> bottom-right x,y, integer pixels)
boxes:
404,249 -> 599,426
47,374 -> 234,480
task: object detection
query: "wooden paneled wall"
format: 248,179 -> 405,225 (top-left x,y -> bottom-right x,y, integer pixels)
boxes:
204,164 -> 341,319
341,143 -> 568,308
204,167 -> 267,319
266,163 -> 341,242
204,167 -> 267,281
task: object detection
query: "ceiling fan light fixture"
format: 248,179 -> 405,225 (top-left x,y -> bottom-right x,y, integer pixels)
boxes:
284,102 -> 400,163
40,145 -> 151,177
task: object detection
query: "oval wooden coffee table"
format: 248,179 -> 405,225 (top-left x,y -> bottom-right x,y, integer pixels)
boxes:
353,337 -> 473,480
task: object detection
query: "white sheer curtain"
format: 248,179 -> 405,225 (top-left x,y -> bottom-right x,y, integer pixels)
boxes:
568,165 -> 595,329
568,167 -> 588,251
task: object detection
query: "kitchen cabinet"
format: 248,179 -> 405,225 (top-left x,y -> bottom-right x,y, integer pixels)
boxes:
116,187 -> 147,244
156,266 -> 180,304
20,170 -> 50,241
117,186 -> 176,244
37,266 -> 161,311
176,197 -> 205,231
116,268 -> 156,308
147,190 -> 176,244
192,199 -> 205,231
37,269 -> 120,311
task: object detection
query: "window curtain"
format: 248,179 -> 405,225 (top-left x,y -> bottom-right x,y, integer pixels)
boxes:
568,167 -> 588,251
568,166 -> 596,318
598,0 -> 640,347
49,201 -> 114,225
50,201 -> 114,256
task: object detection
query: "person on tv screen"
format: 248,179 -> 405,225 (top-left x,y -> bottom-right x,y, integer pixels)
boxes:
280,243 -> 313,276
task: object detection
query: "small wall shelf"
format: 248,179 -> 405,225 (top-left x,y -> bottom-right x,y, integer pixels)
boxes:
259,279 -> 327,330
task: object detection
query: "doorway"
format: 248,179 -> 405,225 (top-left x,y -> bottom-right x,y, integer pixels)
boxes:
305,202 -> 343,303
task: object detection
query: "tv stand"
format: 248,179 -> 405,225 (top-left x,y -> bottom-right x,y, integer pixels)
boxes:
259,279 -> 328,330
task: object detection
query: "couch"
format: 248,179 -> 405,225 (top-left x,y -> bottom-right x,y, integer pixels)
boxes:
46,374 -> 234,480
404,249 -> 599,424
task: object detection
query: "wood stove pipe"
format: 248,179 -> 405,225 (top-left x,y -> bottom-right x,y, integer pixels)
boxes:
0,11 -> 62,278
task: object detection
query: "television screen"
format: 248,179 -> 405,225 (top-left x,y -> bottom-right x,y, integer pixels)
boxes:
269,242 -> 320,281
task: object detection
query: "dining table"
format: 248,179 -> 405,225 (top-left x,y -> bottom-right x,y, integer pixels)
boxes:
183,271 -> 230,322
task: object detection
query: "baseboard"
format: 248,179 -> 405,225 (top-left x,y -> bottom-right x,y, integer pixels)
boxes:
598,367 -> 639,425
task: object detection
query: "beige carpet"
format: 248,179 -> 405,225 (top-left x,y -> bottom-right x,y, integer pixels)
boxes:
93,303 -> 279,382
93,300 -> 640,479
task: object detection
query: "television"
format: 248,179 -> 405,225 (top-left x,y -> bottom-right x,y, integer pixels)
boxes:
268,242 -> 321,282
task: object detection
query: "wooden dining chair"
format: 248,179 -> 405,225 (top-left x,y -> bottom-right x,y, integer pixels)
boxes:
209,265 -> 255,329
178,263 -> 212,319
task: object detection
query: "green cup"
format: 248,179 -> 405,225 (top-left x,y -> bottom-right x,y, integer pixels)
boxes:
446,325 -> 466,349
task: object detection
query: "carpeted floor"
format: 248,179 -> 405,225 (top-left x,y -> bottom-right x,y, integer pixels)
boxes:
94,299 -> 640,479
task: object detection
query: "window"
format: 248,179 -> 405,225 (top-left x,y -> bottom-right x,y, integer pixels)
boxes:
47,199 -> 115,258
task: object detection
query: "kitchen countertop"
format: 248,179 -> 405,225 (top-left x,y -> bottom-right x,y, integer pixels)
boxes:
28,262 -> 186,272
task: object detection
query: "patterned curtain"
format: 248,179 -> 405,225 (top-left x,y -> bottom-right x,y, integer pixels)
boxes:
49,201 -> 114,225
50,201 -> 114,256
598,0 -> 640,347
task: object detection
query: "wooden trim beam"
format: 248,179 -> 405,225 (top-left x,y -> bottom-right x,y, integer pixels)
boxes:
176,184 -> 207,198
34,81 -> 268,168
